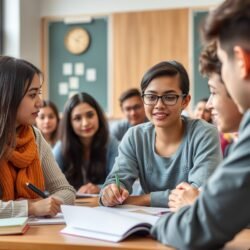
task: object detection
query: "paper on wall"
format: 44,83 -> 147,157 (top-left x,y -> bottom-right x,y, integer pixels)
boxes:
69,77 -> 79,89
75,63 -> 85,76
86,68 -> 96,82
59,82 -> 68,95
63,63 -> 72,76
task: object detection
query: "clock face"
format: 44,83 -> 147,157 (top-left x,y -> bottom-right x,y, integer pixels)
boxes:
64,27 -> 90,55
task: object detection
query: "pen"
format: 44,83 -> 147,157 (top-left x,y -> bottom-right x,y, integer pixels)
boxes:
26,182 -> 48,198
115,174 -> 120,192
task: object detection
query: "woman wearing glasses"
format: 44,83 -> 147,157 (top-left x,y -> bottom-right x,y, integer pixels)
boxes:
100,61 -> 222,207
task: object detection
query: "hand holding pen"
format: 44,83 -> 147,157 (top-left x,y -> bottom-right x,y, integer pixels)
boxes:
101,174 -> 129,207
26,182 -> 63,217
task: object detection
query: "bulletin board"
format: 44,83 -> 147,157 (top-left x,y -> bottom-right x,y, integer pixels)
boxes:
48,18 -> 108,113
192,10 -> 210,105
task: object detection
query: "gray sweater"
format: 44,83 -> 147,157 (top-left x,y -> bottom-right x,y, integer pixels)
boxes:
0,127 -> 75,218
151,110 -> 250,249
102,116 -> 222,207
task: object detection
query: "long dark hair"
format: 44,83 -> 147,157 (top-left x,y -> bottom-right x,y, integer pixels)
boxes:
60,92 -> 109,188
0,56 -> 41,159
41,100 -> 60,145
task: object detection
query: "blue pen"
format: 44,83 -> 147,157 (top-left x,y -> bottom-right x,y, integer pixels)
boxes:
26,182 -> 48,198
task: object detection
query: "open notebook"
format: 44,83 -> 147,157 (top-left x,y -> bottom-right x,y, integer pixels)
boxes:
61,205 -> 160,242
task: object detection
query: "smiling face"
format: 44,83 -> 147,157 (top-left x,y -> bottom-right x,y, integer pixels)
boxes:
71,102 -> 99,142
206,73 -> 242,133
143,75 -> 190,129
16,74 -> 43,127
36,106 -> 58,136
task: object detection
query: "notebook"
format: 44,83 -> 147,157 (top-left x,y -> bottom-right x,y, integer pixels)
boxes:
28,213 -> 65,225
0,217 -> 29,235
76,192 -> 99,198
61,205 -> 160,242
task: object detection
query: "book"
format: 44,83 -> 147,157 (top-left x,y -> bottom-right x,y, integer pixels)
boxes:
61,205 -> 160,242
95,204 -> 170,216
76,192 -> 99,198
28,213 -> 65,225
0,217 -> 29,235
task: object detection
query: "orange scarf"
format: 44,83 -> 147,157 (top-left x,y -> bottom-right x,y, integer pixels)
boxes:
0,126 -> 45,201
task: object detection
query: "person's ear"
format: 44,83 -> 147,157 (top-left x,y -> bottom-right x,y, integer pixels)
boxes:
234,46 -> 250,79
182,94 -> 191,109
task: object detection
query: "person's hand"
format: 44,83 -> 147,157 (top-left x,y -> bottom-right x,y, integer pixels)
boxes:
168,182 -> 200,212
28,196 -> 63,217
100,183 -> 129,207
78,183 -> 100,194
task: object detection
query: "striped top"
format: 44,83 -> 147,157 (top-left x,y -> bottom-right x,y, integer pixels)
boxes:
0,127 -> 75,218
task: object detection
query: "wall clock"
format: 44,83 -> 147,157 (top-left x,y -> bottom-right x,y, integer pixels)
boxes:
64,27 -> 90,54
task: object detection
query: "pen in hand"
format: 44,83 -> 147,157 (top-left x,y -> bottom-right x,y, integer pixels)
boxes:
26,182 -> 48,199
115,174 -> 120,192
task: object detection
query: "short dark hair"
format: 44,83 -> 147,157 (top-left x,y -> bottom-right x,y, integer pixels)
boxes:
199,41 -> 222,80
201,0 -> 250,57
60,92 -> 109,189
119,88 -> 141,107
140,61 -> 190,95
0,56 -> 41,159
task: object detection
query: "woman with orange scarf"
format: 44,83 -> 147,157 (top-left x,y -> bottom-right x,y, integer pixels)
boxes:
0,56 -> 75,218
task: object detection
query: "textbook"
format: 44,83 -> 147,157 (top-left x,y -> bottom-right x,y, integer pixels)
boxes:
61,205 -> 160,242
0,217 -> 29,235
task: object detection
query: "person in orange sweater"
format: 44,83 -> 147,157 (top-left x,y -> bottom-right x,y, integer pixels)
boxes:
0,56 -> 75,218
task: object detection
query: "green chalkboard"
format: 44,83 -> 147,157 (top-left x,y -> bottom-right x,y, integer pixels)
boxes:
192,11 -> 210,106
48,18 -> 108,113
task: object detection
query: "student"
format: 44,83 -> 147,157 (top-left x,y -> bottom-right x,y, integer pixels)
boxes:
100,60 -> 222,208
193,97 -> 212,123
110,88 -> 147,141
36,100 -> 60,147
53,92 -> 119,194
151,0 -> 250,248
0,56 -> 75,219
168,41 -> 243,212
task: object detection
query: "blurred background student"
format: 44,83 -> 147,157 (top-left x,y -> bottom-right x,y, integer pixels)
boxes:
53,92 -> 119,194
110,88 -> 147,141
36,100 -> 60,147
0,56 -> 75,218
193,97 -> 212,123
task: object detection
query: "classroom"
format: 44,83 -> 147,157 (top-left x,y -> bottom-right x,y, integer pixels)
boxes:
0,0 -> 250,249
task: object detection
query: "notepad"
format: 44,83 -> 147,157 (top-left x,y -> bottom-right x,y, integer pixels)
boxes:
61,205 -> 160,242
0,217 -> 29,235
28,213 -> 65,225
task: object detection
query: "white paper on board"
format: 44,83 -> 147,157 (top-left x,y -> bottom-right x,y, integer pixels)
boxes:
75,63 -> 85,76
59,82 -> 68,95
69,77 -> 79,89
63,63 -> 73,76
86,68 -> 96,82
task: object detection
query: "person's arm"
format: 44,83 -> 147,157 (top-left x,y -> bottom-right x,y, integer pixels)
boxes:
187,122 -> 222,188
106,136 -> 119,174
100,128 -> 140,206
0,200 -> 28,218
35,128 -> 76,205
151,114 -> 250,249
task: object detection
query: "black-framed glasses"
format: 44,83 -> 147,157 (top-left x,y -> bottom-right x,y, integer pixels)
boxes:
142,93 -> 186,106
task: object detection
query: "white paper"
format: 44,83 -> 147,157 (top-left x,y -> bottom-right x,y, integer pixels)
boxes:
69,77 -> 79,89
76,192 -> 99,198
63,63 -> 72,75
75,63 -> 85,75
28,213 -> 65,225
59,82 -> 68,95
61,205 -> 159,242
86,68 -> 96,82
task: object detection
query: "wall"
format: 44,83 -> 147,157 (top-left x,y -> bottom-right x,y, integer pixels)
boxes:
112,9 -> 189,117
40,0 -> 223,16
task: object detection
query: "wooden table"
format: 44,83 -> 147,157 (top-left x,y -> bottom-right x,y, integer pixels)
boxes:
0,198 -> 249,250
